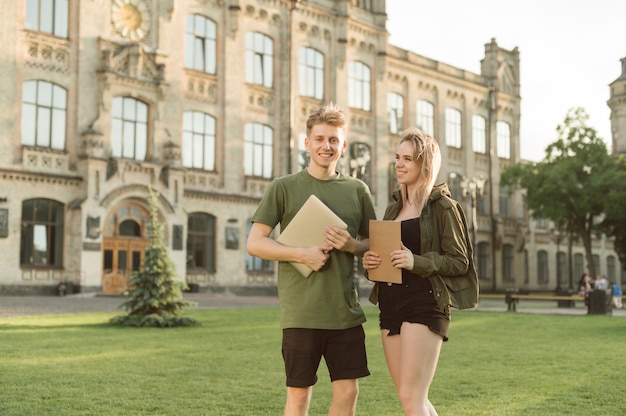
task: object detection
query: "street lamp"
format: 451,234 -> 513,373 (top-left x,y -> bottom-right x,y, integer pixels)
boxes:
460,176 -> 487,256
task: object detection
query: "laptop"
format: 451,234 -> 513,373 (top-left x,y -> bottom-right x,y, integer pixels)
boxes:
277,194 -> 348,277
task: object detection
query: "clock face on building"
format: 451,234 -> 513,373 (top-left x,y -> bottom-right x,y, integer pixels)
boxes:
111,0 -> 151,41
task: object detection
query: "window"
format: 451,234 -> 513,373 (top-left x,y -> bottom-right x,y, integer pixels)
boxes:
348,61 -> 371,111
593,254 -> 600,275
496,121 -> 511,159
416,100 -> 434,136
445,108 -> 462,148
245,32 -> 273,88
184,15 -> 216,74
447,172 -> 463,203
111,97 -> 148,160
477,242 -> 490,280
21,81 -> 67,150
299,47 -> 324,99
387,92 -> 404,134
573,253 -> 584,280
472,115 -> 487,153
607,255 -> 616,281
246,220 -> 273,272
502,244 -> 514,282
20,199 -> 64,267
499,185 -> 511,218
557,251 -> 566,287
244,123 -> 273,178
523,249 -> 529,284
349,142 -> 371,187
182,111 -> 216,170
186,213 -> 215,271
25,0 -> 68,38
537,250 -> 548,283
476,186 -> 488,215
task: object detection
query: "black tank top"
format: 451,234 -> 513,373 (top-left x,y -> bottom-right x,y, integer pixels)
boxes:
401,217 -> 430,288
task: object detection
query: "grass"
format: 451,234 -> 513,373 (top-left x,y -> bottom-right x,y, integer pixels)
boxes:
1,306 -> 625,415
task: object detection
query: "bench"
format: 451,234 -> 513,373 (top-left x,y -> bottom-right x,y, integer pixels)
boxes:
504,292 -> 585,312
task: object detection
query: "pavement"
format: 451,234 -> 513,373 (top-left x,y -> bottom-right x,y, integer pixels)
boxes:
0,292 -> 624,319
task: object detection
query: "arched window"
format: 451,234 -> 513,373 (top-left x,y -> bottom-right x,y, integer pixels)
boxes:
187,213 -> 215,271
502,244 -> 514,282
246,220 -> 273,272
348,61 -> 371,111
445,108 -> 462,148
496,121 -> 511,159
477,242 -> 490,280
111,97 -> 148,160
184,14 -> 216,74
20,199 -> 64,267
537,250 -> 549,283
472,115 -> 487,154
182,111 -> 216,170
21,80 -> 67,150
245,32 -> 273,88
244,123 -> 273,178
348,142 -> 371,187
416,100 -> 434,136
387,92 -> 404,134
299,47 -> 324,99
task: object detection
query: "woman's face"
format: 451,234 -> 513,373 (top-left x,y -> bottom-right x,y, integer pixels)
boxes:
395,140 -> 420,185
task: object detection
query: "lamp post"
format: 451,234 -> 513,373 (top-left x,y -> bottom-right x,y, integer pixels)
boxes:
460,176 -> 486,259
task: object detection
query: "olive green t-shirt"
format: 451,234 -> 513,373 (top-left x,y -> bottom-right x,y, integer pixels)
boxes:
251,170 -> 376,330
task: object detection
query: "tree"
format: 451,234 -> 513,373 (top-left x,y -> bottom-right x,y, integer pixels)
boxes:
109,187 -> 199,327
600,154 -> 626,270
501,107 -> 617,278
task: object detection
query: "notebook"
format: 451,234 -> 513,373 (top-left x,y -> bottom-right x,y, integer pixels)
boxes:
367,220 -> 402,284
277,194 -> 348,278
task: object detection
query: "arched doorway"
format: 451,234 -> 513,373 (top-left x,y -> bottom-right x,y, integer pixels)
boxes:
101,204 -> 149,294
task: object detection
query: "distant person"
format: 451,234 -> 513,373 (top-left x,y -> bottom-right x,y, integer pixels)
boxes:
247,103 -> 377,416
362,128 -> 478,415
610,281 -> 623,309
577,273 -> 593,296
594,274 -> 609,291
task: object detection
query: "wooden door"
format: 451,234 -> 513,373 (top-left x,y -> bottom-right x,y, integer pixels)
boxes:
102,238 -> 146,294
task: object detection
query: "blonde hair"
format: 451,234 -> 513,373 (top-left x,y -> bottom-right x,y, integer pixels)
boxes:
398,128 -> 441,214
306,103 -> 347,137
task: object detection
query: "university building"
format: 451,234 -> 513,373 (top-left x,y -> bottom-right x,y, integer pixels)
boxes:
0,0 -> 621,295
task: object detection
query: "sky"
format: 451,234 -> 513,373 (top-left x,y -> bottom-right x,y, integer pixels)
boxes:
385,0 -> 626,162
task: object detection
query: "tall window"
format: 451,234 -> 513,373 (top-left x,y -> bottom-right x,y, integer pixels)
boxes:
182,111 -> 216,170
244,123 -> 273,178
416,100 -> 434,136
348,61 -> 370,111
20,199 -> 64,267
387,92 -> 404,134
607,255 -> 616,281
447,172 -> 463,203
21,80 -> 66,150
496,121 -> 511,159
245,32 -> 273,88
472,115 -> 487,154
184,15 -> 216,74
111,97 -> 148,160
25,0 -> 68,38
537,250 -> 549,283
445,108 -> 462,148
246,220 -> 273,272
299,47 -> 324,99
557,251 -> 566,287
187,213 -> 215,271
502,244 -> 514,282
477,242 -> 490,280
349,142 -> 371,187
573,253 -> 584,280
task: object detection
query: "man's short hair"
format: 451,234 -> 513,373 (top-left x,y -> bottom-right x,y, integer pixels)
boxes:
306,103 -> 347,137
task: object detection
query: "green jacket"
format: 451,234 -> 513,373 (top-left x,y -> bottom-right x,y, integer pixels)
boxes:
369,183 -> 479,310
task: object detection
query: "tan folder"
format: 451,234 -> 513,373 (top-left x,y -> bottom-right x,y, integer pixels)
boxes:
277,195 -> 348,278
368,220 -> 402,284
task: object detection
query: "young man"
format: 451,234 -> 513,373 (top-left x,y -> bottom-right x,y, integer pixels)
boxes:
247,103 -> 376,416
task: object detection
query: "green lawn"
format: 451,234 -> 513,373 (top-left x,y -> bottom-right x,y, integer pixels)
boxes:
1,306 -> 624,415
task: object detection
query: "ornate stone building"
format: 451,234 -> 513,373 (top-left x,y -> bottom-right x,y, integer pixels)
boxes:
0,0 -> 620,295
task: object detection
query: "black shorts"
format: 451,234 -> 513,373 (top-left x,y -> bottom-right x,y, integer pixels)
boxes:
379,280 -> 450,341
281,326 -> 370,388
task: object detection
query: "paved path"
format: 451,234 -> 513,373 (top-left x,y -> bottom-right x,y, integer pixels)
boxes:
0,292 -> 624,318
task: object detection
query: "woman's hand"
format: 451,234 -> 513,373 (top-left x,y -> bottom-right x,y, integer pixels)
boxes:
362,250 -> 381,270
390,243 -> 414,270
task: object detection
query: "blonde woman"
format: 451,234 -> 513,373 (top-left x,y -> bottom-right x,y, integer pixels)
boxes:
363,128 -> 478,415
